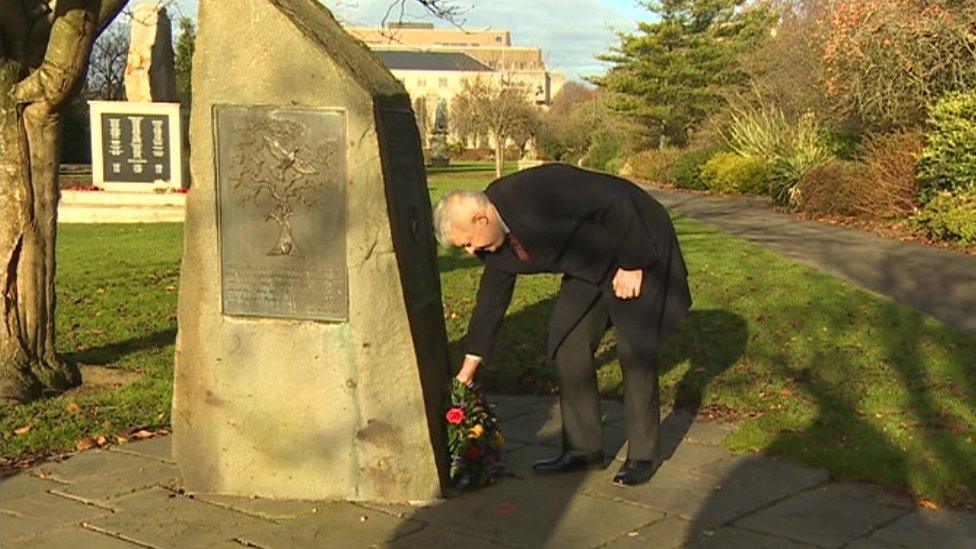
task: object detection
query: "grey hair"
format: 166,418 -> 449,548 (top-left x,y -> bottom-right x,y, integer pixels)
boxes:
432,190 -> 491,247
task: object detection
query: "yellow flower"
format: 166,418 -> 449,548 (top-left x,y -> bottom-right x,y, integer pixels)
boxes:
468,424 -> 485,439
493,431 -> 504,448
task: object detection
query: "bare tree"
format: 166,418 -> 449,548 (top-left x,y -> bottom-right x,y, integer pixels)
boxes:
452,75 -> 538,177
85,21 -> 129,100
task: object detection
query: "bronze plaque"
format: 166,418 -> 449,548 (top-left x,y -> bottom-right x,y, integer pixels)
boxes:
215,105 -> 347,321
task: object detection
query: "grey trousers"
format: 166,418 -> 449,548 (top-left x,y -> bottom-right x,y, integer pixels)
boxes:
554,297 -> 660,461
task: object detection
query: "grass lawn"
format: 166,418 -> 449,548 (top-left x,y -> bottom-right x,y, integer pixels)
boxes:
2,162 -> 975,508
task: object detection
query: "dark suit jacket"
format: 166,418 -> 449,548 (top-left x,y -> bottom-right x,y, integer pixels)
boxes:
465,163 -> 692,365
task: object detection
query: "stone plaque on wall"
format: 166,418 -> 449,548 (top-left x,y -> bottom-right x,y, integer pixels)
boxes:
215,105 -> 347,322
89,101 -> 184,191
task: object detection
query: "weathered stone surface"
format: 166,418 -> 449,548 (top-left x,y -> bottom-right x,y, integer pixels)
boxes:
83,488 -> 275,548
603,515 -> 693,548
387,524 -> 499,548
124,2 -> 178,102
691,527 -> 818,548
109,435 -> 174,463
868,508 -> 976,548
195,493 -> 321,521
34,450 -> 161,482
4,526 -> 137,548
236,502 -> 424,548
736,485 -> 907,547
0,474 -> 65,501
0,493 -> 112,545
172,0 -> 450,502
50,460 -> 180,501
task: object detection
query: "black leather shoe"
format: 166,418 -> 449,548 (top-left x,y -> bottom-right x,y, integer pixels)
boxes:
532,450 -> 605,473
612,459 -> 659,486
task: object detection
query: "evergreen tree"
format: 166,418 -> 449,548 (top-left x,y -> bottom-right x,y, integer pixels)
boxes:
594,0 -> 776,146
174,16 -> 196,107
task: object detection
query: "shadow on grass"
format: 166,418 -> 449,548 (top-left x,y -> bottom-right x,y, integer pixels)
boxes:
680,299 -> 976,544
64,328 -> 177,366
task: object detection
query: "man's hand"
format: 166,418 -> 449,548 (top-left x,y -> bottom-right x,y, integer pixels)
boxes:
455,355 -> 481,385
612,268 -> 643,300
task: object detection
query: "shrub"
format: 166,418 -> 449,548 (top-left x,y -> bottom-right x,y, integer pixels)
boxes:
627,148 -> 681,183
796,159 -> 866,217
912,191 -> 976,245
724,102 -> 833,206
667,145 -> 720,190
917,90 -> 976,203
700,153 -> 771,195
818,0 -> 976,132
858,130 -> 924,218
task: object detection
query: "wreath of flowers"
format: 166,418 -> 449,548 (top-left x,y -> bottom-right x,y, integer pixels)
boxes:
445,379 -> 504,490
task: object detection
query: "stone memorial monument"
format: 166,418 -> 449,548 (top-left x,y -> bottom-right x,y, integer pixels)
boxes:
125,1 -> 179,103
427,99 -> 450,168
88,100 -> 184,192
172,0 -> 451,502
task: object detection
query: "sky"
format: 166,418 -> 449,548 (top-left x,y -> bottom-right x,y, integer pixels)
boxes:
165,0 -> 654,82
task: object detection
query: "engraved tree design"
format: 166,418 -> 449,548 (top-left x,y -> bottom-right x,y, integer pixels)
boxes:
230,118 -> 337,257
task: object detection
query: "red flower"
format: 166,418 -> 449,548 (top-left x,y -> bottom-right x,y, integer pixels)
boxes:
463,444 -> 483,459
446,407 -> 466,425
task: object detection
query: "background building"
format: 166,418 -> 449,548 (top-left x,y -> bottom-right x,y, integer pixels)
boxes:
346,22 -> 566,147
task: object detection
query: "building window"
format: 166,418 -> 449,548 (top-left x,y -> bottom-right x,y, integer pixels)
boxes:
417,78 -> 427,87
438,77 -> 448,88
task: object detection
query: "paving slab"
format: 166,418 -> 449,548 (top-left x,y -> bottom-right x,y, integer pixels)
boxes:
486,394 -> 556,420
195,493 -> 322,521
813,482 -> 914,511
584,457 -> 827,528
0,492 -> 112,545
694,453 -> 830,487
50,459 -> 180,501
0,473 -> 67,501
33,449 -> 161,482
387,523 -> 503,548
109,435 -> 175,463
602,514 -> 692,548
4,525 -> 138,548
236,502 -> 424,548
503,444 -> 617,491
83,487 -> 276,548
735,483 -> 908,547
691,526 -> 818,548
866,508 -> 976,548
374,477 -> 662,547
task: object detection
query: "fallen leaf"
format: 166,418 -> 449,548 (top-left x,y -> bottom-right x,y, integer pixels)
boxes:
96,436 -> 108,447
76,438 -> 96,452
115,435 -> 128,444
693,366 -> 708,374
917,498 -> 938,510
780,388 -> 793,396
950,385 -> 968,397
67,402 -> 80,414
132,429 -> 153,439
14,425 -> 31,436
359,515 -> 368,522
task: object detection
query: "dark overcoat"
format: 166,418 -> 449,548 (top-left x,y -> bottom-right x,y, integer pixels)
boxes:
464,163 -> 692,365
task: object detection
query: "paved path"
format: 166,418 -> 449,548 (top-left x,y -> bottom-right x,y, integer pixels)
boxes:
644,187 -> 976,335
3,395 -> 974,548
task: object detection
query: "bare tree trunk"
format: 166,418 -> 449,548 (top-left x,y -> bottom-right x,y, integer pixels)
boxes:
0,0 -> 128,404
494,135 -> 504,178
